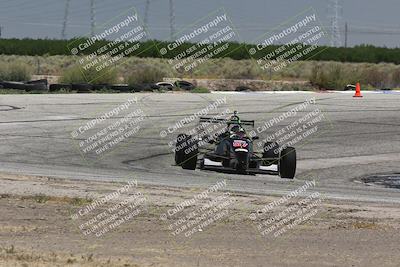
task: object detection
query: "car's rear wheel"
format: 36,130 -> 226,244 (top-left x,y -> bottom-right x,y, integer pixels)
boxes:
235,151 -> 249,172
174,134 -> 198,170
199,158 -> 205,169
279,147 -> 296,179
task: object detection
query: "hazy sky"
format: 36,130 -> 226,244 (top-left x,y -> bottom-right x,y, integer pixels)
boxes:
0,0 -> 399,47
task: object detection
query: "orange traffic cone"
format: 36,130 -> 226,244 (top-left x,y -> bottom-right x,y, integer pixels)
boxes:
353,83 -> 363,97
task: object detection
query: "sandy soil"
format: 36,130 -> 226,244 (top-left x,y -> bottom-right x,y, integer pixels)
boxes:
1,172 -> 400,267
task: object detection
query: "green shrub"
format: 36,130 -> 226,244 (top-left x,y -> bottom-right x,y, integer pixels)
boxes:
60,66 -> 85,83
326,64 -> 347,89
309,63 -> 360,90
0,62 -> 32,81
190,87 -> 210,93
125,64 -> 167,85
220,60 -> 260,79
4,38 -> 400,65
362,67 -> 390,88
60,64 -> 118,84
0,65 -> 7,80
391,68 -> 400,87
309,64 -> 328,89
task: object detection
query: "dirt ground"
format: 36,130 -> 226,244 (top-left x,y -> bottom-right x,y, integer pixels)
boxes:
0,172 -> 400,267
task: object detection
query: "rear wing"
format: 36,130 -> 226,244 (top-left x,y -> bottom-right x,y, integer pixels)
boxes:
199,117 -> 255,127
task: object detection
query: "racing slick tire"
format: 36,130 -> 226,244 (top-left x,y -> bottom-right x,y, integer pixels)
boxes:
1,82 -> 26,90
199,158 -> 205,169
72,83 -> 92,93
279,147 -> 296,179
175,134 -> 187,165
92,84 -> 111,91
174,134 -> 198,170
24,83 -> 48,92
262,142 -> 280,165
49,84 -> 72,92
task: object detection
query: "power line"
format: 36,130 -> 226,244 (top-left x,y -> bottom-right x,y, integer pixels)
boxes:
4,0 -> 400,44
90,0 -> 96,37
144,0 -> 150,34
61,0 -> 70,39
0,0 -> 56,12
169,0 -> 175,40
328,0 -> 342,47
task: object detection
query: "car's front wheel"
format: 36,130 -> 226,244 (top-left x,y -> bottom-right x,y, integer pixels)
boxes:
279,147 -> 296,179
174,134 -> 198,170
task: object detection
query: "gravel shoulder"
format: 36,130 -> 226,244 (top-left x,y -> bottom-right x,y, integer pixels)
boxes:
1,172 -> 400,267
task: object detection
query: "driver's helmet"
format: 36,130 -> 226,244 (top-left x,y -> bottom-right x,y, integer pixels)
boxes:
230,124 -> 245,137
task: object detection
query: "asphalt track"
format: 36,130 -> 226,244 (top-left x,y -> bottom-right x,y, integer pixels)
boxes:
0,92 -> 399,203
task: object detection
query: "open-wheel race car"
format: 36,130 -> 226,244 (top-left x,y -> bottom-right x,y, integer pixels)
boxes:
174,111 -> 297,179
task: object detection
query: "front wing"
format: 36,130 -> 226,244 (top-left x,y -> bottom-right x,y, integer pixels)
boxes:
201,157 -> 279,175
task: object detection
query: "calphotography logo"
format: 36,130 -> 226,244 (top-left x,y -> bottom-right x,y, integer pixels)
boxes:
250,97 -> 334,156
249,180 -> 324,239
70,97 -> 146,162
156,8 -> 239,74
248,7 -> 329,73
3,0 -> 400,266
159,97 -> 227,139
159,180 -> 235,238
159,98 -> 232,157
70,179 -> 147,238
67,6 -> 152,83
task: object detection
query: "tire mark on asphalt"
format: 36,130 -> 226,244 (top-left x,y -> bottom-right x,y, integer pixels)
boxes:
0,105 -> 22,111
321,130 -> 400,138
122,152 -> 171,163
336,120 -> 400,127
299,152 -> 400,170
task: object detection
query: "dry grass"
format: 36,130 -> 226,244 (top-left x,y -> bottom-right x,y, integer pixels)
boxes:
125,63 -> 168,85
2,193 -> 94,206
0,61 -> 32,81
60,65 -> 118,84
351,221 -> 379,230
0,246 -> 139,267
1,55 -> 400,89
